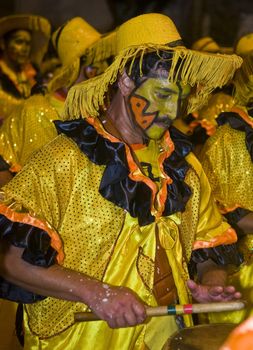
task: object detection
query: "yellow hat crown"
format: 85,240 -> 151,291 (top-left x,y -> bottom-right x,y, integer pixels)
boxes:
52,17 -> 101,66
47,17 -> 102,93
235,33 -> 253,56
116,13 -> 182,53
191,37 -> 220,53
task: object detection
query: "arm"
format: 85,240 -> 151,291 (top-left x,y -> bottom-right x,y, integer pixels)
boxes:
0,242 -> 146,328
0,170 -> 13,187
237,212 -> 253,234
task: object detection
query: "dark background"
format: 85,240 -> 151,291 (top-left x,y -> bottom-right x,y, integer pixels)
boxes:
0,0 -> 253,48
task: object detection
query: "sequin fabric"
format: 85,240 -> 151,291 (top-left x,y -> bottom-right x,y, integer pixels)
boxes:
0,94 -> 60,170
0,133 -> 235,339
199,124 -> 253,212
180,166 -> 200,261
2,134 -> 125,337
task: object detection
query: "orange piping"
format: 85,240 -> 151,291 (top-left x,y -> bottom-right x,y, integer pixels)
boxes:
0,203 -> 64,264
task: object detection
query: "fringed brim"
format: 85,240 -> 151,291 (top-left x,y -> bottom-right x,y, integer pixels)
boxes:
64,44 -> 243,120
85,30 -> 116,66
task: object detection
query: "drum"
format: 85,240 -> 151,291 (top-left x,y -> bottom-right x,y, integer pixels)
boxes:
167,323 -> 237,350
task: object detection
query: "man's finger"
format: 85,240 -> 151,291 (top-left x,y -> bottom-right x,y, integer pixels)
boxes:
208,286 -> 224,296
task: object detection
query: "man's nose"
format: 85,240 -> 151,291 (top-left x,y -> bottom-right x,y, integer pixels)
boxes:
167,97 -> 179,120
21,43 -> 30,53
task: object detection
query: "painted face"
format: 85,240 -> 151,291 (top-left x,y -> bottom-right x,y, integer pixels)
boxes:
4,29 -> 32,66
129,77 -> 191,140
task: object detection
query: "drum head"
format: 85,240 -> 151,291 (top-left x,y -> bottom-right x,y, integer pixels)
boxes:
168,323 -> 236,350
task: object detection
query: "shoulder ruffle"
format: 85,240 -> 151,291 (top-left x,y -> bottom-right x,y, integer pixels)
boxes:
55,120 -> 192,226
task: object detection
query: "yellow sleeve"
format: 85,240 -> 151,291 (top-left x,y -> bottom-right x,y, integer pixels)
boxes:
0,135 -> 88,263
0,88 -> 22,119
186,152 -> 237,250
199,125 -> 253,213
0,94 -> 59,171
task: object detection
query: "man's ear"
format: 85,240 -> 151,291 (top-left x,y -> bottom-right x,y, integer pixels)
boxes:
118,70 -> 135,96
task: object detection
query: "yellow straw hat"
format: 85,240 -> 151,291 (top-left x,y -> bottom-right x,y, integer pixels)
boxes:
191,36 -> 233,55
235,33 -> 253,56
51,17 -> 101,67
0,14 -> 51,66
64,13 -> 243,120
191,37 -> 220,53
47,17 -> 113,93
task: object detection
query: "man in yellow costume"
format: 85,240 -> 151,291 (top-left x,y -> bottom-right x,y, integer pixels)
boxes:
198,33 -> 253,325
0,13 -> 244,350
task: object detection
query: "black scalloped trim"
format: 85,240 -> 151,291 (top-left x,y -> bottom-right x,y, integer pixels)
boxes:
55,119 -> 193,226
0,213 -> 56,303
217,111 -> 253,162
188,244 -> 244,277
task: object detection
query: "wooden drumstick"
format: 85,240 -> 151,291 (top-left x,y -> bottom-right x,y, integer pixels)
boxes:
74,301 -> 245,322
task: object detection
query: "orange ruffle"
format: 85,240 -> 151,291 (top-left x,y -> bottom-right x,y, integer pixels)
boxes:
0,203 -> 64,264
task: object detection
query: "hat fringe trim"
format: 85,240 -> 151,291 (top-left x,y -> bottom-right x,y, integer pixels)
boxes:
85,30 -> 116,65
64,45 -> 242,120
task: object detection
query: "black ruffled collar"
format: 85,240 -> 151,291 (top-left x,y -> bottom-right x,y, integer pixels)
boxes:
217,111 -> 253,162
54,119 -> 192,226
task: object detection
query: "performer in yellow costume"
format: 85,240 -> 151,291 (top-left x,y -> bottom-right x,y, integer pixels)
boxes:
0,13 -> 243,350
173,35 -> 235,154
0,17 -> 113,187
199,35 -> 253,324
0,14 -> 51,120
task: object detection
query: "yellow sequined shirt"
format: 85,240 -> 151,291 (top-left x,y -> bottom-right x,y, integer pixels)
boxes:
0,130 -> 236,349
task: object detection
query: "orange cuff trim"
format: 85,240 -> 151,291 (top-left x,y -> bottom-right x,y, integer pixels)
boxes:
9,163 -> 22,173
193,227 -> 237,250
219,204 -> 240,214
0,203 -> 64,264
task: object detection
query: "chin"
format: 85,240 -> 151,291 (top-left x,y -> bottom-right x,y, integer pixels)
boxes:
145,130 -> 166,140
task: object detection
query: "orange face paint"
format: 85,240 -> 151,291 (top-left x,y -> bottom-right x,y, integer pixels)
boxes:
129,77 -> 191,140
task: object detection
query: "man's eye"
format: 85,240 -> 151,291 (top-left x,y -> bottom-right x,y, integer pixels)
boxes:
155,92 -> 170,99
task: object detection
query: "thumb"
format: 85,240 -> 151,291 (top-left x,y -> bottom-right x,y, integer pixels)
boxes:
187,279 -> 198,291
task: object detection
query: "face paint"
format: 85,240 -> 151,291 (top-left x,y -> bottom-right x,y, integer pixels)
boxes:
5,29 -> 32,67
129,77 -> 191,140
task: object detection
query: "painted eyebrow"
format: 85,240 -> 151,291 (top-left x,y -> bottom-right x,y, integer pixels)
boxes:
155,87 -> 177,94
155,86 -> 190,98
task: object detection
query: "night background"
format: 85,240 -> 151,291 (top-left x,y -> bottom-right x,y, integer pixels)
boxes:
0,0 -> 253,49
